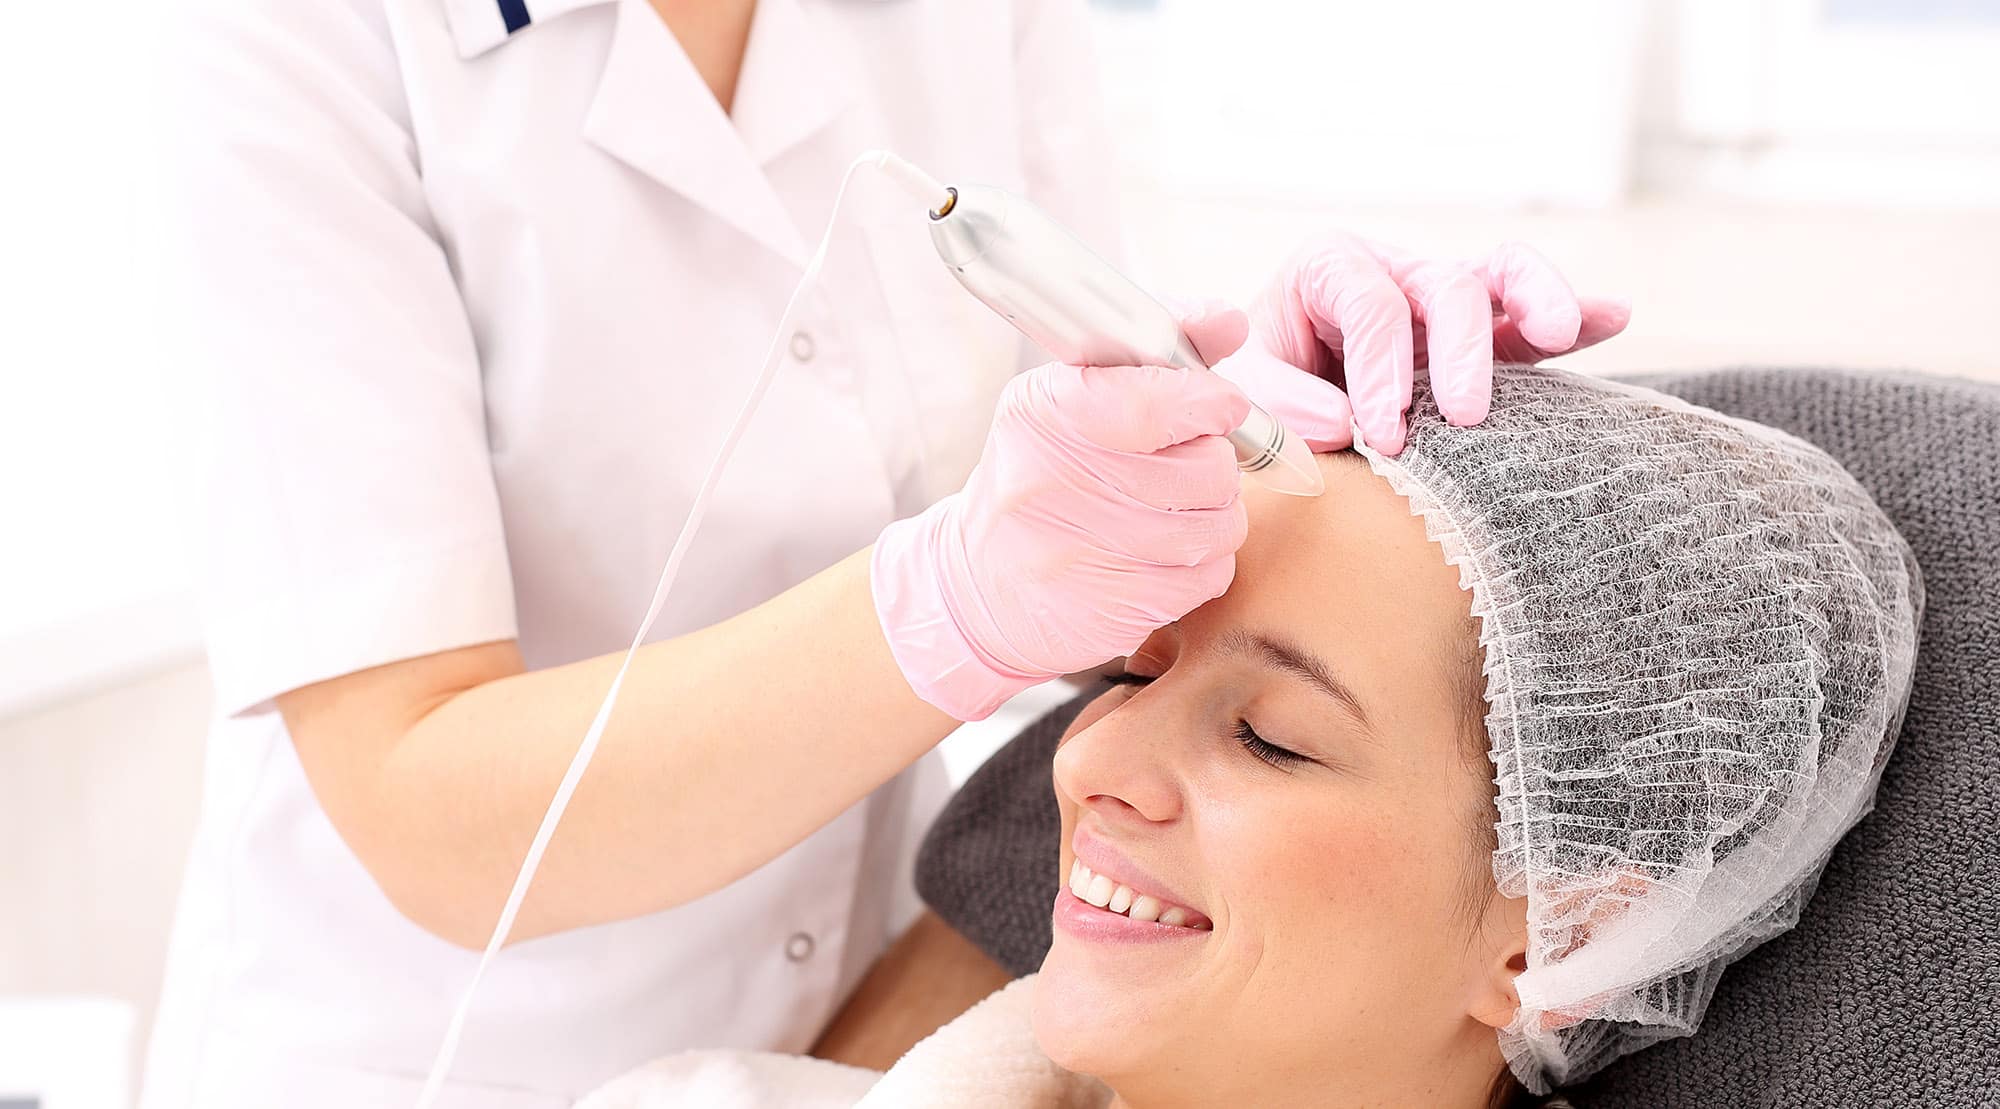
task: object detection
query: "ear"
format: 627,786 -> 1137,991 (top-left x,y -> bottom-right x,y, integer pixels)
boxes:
1475,870 -> 1661,1032
1466,890 -> 1529,1030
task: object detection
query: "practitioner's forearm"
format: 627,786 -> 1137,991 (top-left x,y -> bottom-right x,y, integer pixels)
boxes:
283,548 -> 958,948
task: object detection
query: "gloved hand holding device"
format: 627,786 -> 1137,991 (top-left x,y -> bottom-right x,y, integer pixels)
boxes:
873,305 -> 1254,721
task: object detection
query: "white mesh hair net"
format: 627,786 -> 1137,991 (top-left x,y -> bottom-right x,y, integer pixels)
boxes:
1352,365 -> 1923,1094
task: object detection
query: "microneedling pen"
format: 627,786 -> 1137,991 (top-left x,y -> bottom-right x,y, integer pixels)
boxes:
875,154 -> 1324,498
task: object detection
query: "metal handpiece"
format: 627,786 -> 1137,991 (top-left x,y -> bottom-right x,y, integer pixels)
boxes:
925,183 -> 1323,497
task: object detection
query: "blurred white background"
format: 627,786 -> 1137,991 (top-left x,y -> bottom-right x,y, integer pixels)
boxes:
2,0 -> 1995,1103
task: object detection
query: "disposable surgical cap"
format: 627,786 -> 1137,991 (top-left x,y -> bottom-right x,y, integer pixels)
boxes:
1353,365 -> 1923,1093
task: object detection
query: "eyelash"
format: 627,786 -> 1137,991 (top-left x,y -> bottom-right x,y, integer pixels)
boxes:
1106,672 -> 1309,771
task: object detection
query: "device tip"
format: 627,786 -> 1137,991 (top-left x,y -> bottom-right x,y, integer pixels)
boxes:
1254,425 -> 1326,497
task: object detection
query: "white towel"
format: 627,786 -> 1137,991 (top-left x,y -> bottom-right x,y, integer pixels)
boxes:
576,976 -> 1110,1108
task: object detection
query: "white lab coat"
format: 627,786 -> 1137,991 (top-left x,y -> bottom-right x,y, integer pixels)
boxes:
142,0 -> 1116,1104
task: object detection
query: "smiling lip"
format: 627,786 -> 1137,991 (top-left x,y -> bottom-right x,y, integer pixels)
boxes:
1053,888 -> 1209,945
1069,824 -> 1206,920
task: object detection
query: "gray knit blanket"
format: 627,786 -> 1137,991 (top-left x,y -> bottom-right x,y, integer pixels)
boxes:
913,367 -> 2000,1108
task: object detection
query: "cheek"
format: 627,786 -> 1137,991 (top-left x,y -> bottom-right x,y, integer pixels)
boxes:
1213,789 -> 1469,995
1209,790 -> 1405,919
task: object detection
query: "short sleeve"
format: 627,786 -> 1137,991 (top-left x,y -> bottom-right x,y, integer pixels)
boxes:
169,0 -> 516,717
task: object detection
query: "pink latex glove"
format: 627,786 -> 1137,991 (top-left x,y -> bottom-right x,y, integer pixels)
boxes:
872,307 -> 1253,721
1244,235 -> 1632,456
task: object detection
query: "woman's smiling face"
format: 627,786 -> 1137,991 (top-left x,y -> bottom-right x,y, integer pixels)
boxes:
1033,453 -> 1529,1108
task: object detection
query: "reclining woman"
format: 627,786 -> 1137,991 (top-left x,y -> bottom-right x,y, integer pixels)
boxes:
584,365 -> 1922,1108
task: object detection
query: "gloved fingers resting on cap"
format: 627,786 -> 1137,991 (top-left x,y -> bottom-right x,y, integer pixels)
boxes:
1251,233 -> 1631,456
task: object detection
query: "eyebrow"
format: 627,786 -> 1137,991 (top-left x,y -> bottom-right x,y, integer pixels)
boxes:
1217,629 -> 1379,740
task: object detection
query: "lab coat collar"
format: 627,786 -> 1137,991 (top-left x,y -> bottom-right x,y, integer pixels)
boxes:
447,0 -> 859,268
440,0 -> 614,59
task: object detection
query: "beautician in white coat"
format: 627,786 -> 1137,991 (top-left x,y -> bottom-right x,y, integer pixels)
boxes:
145,0 -> 1630,1104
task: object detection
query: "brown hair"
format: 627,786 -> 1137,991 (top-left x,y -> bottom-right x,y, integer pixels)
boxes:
1486,1068 -> 1540,1109
1447,612 -> 1500,925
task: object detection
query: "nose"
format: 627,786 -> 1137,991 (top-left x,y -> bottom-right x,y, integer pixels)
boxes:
1051,691 -> 1185,825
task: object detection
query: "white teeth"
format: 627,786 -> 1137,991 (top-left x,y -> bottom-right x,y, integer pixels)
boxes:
1066,859 -> 1199,929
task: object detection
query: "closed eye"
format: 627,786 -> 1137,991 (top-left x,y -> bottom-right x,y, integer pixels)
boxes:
1105,672 -> 1313,772
1233,720 -> 1308,771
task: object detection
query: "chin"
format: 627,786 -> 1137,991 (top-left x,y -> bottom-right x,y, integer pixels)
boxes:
1032,939 -> 1152,1079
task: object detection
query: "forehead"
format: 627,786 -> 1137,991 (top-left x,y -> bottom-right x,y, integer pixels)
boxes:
1180,454 -> 1473,701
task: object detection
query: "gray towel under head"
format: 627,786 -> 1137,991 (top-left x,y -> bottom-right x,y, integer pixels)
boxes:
914,367 -> 2000,1108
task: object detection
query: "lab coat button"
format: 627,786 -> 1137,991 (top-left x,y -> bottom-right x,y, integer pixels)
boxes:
785,932 -> 816,962
790,330 -> 817,362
